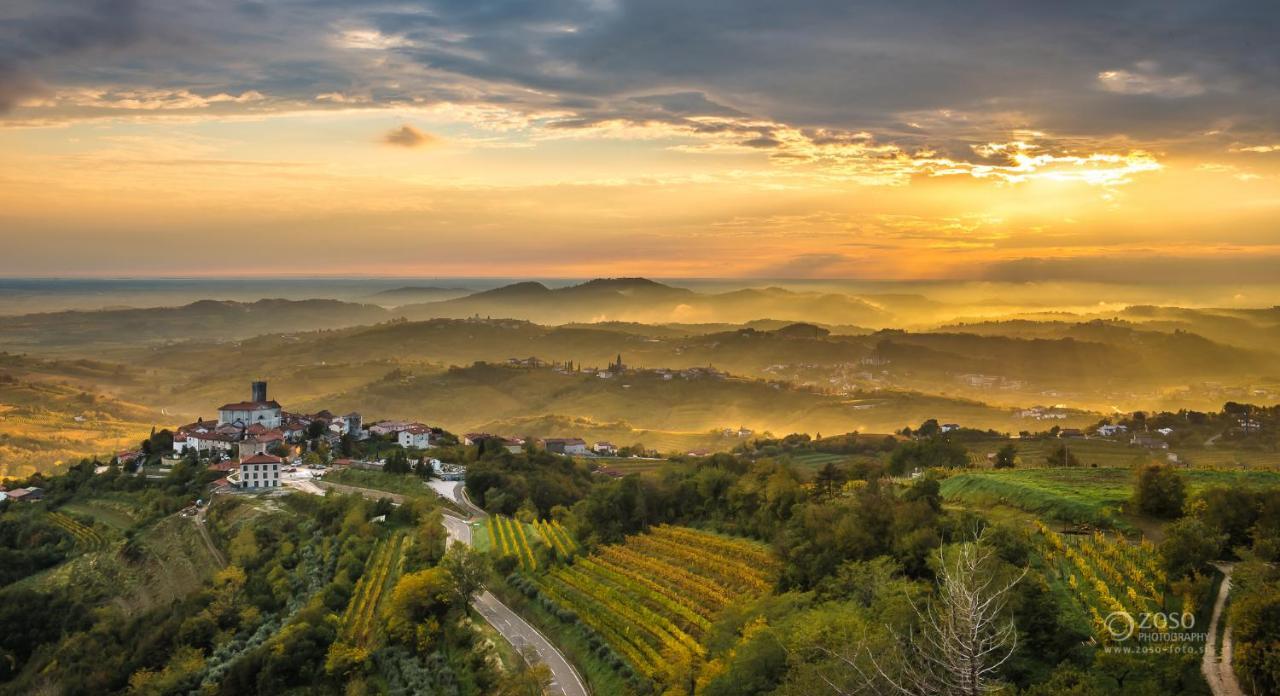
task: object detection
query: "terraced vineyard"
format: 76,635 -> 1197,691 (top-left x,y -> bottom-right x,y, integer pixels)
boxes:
487,515 -> 540,571
338,532 -> 410,648
526,525 -> 779,680
534,518 -> 578,559
47,511 -> 108,551
1034,522 -> 1184,642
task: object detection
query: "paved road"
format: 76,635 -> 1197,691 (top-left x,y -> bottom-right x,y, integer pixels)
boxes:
473,590 -> 588,696
290,476 -> 587,696
1203,563 -> 1244,696
426,480 -> 587,696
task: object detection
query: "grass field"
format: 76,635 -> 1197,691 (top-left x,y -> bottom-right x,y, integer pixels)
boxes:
1175,447 -> 1280,469
13,514 -> 222,613
972,438 -> 1280,471
585,456 -> 670,477
941,467 -> 1280,527
323,468 -> 436,498
968,438 -> 1152,469
59,497 -> 145,530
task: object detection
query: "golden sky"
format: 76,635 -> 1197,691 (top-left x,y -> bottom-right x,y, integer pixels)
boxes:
2,1 -> 1278,280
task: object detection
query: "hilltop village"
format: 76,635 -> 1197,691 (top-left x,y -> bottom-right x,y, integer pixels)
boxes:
155,380 -> 649,492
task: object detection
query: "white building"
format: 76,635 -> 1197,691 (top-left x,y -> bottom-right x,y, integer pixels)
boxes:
544,438 -> 589,456
398,425 -> 432,449
218,382 -> 282,429
177,430 -> 237,455
238,453 -> 282,489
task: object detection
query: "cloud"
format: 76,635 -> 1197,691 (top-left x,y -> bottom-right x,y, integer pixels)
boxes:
748,253 -> 863,278
1,0 -> 1277,190
1097,62 -> 1205,97
983,255 -> 1280,285
0,0 -> 143,113
383,124 -> 437,148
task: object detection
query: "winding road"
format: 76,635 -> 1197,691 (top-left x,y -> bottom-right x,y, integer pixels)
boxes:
429,480 -> 588,696
1202,563 -> 1243,696
290,474 -> 587,696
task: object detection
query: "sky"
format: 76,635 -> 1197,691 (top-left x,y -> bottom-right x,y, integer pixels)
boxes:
1,0 -> 1278,280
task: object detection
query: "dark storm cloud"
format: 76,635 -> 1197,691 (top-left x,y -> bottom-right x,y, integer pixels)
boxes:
0,0 -> 143,112
4,0 -> 1278,153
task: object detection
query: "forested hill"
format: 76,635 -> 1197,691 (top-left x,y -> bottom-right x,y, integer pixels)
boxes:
0,299 -> 392,351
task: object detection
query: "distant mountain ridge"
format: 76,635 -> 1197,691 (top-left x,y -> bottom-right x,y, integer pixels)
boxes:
399,277 -> 890,326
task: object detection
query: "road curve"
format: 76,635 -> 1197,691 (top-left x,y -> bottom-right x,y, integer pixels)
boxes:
310,477 -> 586,696
474,590 -> 589,696
1203,563 -> 1244,696
429,481 -> 588,696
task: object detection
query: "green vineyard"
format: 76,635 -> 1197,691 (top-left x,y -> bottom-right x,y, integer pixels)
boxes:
487,515 -> 541,571
1034,522 -> 1186,642
534,518 -> 578,559
47,511 -> 108,551
519,525 -> 779,680
338,532 -> 410,648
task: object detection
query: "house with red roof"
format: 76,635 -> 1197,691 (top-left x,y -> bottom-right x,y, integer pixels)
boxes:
238,453 -> 283,489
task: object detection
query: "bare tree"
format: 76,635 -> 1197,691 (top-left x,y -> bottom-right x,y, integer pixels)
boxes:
823,534 -> 1026,696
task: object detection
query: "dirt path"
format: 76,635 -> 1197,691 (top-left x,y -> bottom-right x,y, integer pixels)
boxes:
192,506 -> 227,568
1202,563 -> 1244,696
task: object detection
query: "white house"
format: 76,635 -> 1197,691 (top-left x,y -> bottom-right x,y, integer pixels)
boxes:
179,430 -> 237,455
238,453 -> 282,489
1096,424 -> 1128,437
544,438 -> 589,456
218,382 -> 283,429
370,420 -> 415,436
398,425 -> 432,449
593,441 -> 617,455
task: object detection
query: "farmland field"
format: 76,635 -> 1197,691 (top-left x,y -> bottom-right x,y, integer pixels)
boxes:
534,518 -> 578,560
941,467 -> 1280,527
59,497 -> 144,530
336,532 -> 410,649
480,515 -> 542,571
514,525 -> 779,685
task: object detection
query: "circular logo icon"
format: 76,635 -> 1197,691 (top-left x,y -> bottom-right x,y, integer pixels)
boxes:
1104,611 -> 1136,641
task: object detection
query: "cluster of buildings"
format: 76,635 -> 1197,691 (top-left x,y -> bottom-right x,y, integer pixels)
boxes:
0,485 -> 43,504
173,381 -> 362,458
461,433 -> 618,456
508,354 -> 728,383
170,382 -> 365,490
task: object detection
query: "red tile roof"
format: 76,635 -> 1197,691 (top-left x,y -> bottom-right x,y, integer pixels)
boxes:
217,400 -> 282,411
238,453 -> 283,466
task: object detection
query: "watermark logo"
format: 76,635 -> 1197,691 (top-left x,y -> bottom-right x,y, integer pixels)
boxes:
1104,611 -> 1136,641
1101,611 -> 1207,655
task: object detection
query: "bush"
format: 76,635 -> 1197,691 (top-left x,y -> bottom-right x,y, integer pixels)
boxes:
1131,464 -> 1186,518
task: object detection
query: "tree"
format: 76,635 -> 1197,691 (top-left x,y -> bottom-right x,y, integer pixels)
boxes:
408,511 -> 449,568
1044,444 -> 1079,467
840,535 -> 1026,696
440,541 -> 488,605
383,568 -> 454,653
993,444 -> 1017,469
814,461 -> 848,496
385,448 -> 411,474
888,438 -> 968,476
493,647 -> 554,696
1158,518 -> 1223,579
1131,464 -> 1186,518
